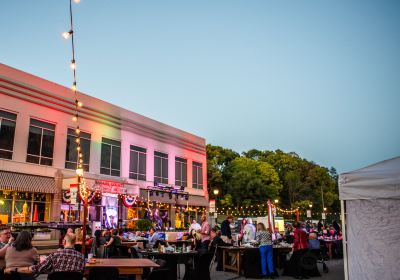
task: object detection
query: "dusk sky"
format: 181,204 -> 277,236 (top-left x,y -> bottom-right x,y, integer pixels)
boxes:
1,0 -> 399,173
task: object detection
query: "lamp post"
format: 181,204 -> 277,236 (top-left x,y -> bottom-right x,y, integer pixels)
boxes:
213,189 -> 219,226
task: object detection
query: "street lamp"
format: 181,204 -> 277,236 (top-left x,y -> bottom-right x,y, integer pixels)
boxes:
213,189 -> 219,226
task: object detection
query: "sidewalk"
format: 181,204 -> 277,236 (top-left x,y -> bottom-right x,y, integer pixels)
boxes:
210,259 -> 344,280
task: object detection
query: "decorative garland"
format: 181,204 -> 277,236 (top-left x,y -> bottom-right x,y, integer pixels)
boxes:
122,195 -> 137,208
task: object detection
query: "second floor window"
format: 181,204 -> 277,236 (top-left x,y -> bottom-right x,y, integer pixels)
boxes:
192,161 -> 203,189
65,128 -> 91,171
26,119 -> 55,166
154,151 -> 168,184
0,110 -> 17,160
129,145 -> 147,181
175,157 -> 187,188
100,137 -> 121,176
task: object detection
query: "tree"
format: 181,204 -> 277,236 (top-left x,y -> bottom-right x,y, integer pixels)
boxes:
206,144 -> 239,196
224,157 -> 282,205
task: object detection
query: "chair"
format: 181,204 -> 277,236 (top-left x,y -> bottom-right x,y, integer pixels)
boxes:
47,272 -> 83,280
130,246 -> 140,258
88,267 -> 119,280
146,269 -> 170,280
310,249 -> 329,273
117,245 -> 130,257
299,251 -> 321,277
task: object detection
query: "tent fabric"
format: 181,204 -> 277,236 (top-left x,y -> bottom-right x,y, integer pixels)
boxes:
339,156 -> 400,200
346,199 -> 400,280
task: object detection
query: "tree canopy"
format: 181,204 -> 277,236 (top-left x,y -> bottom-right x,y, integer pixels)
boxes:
207,144 -> 340,213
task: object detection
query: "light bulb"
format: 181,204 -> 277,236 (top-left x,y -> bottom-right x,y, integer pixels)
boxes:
77,146 -> 81,151
77,101 -> 83,107
62,31 -> 72,39
72,116 -> 77,122
79,153 -> 83,158
70,60 -> 76,70
75,128 -> 80,134
75,138 -> 80,143
74,0 -> 81,3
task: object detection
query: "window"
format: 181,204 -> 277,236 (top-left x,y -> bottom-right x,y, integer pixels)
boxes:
154,151 -> 168,184
0,110 -> 17,159
192,161 -> 203,189
129,145 -> 147,181
65,128 -> 91,171
26,119 -> 55,166
100,137 -> 121,176
175,157 -> 187,188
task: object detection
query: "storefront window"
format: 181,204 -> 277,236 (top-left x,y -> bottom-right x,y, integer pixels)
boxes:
0,191 -> 13,223
0,191 -> 52,223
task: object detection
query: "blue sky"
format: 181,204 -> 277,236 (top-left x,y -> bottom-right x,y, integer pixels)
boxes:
1,0 -> 399,172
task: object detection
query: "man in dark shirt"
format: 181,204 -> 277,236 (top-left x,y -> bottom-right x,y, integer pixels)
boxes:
220,215 -> 233,243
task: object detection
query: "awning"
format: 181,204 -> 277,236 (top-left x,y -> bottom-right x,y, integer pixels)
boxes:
0,171 -> 57,194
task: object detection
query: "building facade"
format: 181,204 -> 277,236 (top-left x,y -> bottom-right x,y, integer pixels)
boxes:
0,63 -> 208,229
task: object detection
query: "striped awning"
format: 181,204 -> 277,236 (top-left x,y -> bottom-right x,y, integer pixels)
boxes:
0,171 -> 57,194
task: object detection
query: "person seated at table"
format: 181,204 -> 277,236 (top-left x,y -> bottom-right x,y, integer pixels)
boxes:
5,231 -> 38,276
254,223 -> 275,279
208,227 -> 230,271
308,232 -> 320,250
148,228 -> 162,248
11,233 -> 85,275
272,227 -> 282,243
105,229 -> 122,256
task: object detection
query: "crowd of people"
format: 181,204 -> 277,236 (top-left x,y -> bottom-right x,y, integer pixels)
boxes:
0,216 -> 343,280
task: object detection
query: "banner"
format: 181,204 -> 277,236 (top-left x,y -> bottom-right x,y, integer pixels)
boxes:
70,184 -> 78,205
209,199 -> 216,212
267,199 -> 274,230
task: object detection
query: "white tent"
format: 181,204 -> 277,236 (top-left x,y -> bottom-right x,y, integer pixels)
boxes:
339,157 -> 400,280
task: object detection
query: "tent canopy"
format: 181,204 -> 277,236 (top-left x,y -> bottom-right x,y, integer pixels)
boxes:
339,156 -> 400,200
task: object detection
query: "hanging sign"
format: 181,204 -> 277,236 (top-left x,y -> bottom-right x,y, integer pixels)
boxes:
122,195 -> 137,208
209,199 -> 216,212
307,210 -> 312,218
322,213 -> 326,219
95,180 -> 127,194
70,184 -> 78,205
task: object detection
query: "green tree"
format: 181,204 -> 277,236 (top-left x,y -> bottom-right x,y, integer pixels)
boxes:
224,157 -> 282,205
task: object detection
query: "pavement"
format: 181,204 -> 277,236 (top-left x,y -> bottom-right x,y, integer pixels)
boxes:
209,259 -> 344,280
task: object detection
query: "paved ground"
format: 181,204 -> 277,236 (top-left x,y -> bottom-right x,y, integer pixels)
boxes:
209,259 -> 344,280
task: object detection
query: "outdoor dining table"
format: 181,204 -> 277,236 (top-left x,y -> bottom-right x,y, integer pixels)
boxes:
140,250 -> 198,280
220,244 -> 293,275
84,258 -> 159,280
321,238 -> 342,260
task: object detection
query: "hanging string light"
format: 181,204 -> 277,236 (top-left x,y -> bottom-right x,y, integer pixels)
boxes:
62,0 -> 87,196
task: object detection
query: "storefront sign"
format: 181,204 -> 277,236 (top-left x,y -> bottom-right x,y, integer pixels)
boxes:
95,180 -> 127,194
70,184 -> 78,205
209,199 -> 216,212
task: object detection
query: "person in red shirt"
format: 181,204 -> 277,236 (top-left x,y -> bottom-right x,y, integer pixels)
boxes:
292,222 -> 309,279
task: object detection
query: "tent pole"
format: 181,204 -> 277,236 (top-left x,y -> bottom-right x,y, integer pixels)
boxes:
341,200 -> 348,280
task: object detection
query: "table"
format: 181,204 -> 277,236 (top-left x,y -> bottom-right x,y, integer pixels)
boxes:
219,246 -> 243,275
220,245 -> 293,275
321,239 -> 342,260
84,258 -> 159,280
140,250 -> 198,280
